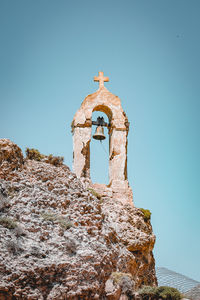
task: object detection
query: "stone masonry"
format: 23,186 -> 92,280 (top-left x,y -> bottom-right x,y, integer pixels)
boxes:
71,72 -> 133,205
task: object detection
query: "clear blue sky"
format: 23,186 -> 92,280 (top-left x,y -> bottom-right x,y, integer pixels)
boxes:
0,0 -> 199,281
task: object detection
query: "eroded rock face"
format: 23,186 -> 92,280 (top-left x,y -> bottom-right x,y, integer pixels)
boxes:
0,139 -> 24,179
0,140 -> 157,299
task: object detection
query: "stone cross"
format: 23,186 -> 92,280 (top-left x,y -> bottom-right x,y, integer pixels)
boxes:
94,71 -> 109,88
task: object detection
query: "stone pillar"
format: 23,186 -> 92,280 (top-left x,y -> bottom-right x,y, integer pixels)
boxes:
109,128 -> 128,188
72,126 -> 91,178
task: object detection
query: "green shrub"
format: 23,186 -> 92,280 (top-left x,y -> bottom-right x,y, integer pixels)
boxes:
41,212 -> 57,222
87,188 -> 102,200
26,148 -> 64,166
41,212 -> 73,230
45,154 -> 64,166
156,286 -> 182,300
0,216 -> 17,229
25,148 -> 44,161
138,285 -> 157,299
140,208 -> 151,221
138,285 -> 182,300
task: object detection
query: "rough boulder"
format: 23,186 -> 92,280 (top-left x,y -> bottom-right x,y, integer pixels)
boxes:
0,139 -> 157,299
0,139 -> 24,179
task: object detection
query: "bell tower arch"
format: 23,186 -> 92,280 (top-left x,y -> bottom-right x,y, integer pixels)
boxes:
71,72 -> 133,205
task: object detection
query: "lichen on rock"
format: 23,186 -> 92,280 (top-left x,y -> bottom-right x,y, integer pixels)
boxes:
0,139 -> 157,299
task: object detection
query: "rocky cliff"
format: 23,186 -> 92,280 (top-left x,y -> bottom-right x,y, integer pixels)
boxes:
0,139 -> 157,299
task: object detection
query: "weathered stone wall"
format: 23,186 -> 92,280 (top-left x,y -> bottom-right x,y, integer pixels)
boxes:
109,129 -> 128,184
72,127 -> 91,178
72,77 -> 133,205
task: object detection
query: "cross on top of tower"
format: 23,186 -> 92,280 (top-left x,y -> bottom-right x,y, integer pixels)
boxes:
94,71 -> 109,88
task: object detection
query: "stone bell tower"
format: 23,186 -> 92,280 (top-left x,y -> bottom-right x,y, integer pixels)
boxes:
71,72 -> 133,205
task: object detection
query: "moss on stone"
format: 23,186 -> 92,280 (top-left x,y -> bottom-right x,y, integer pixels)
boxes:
87,188 -> 102,200
111,272 -> 133,284
41,212 -> 73,230
0,216 -> 18,229
140,208 -> 151,222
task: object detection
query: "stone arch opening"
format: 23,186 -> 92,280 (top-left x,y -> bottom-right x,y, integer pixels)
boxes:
90,110 -> 109,184
92,104 -> 113,122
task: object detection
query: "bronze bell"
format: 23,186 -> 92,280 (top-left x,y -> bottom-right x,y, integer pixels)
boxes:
93,125 -> 106,140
